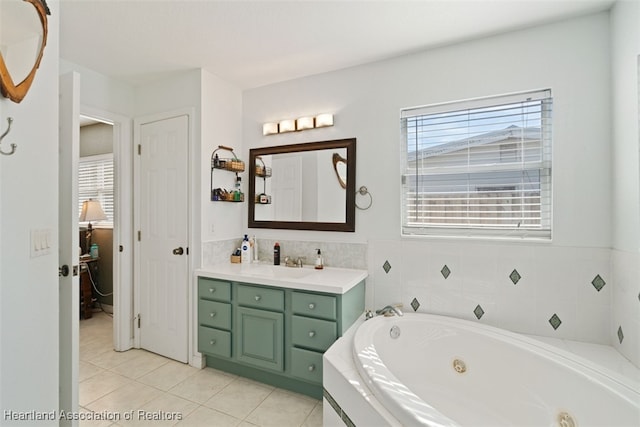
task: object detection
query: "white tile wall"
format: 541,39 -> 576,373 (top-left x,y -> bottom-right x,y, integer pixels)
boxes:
369,240 -> 613,345
612,249 -> 640,367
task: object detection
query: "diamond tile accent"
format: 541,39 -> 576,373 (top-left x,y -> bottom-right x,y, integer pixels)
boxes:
509,269 -> 521,285
591,274 -> 606,292
441,265 -> 451,279
410,297 -> 420,312
617,326 -> 624,344
473,305 -> 485,320
549,313 -> 562,330
382,260 -> 391,274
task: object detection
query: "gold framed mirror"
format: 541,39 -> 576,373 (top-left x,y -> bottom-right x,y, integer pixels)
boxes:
0,0 -> 50,103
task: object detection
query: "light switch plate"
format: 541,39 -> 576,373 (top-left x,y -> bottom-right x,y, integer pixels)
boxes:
30,228 -> 52,258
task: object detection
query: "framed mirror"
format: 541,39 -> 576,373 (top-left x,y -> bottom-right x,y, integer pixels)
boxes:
249,138 -> 356,232
0,0 -> 50,103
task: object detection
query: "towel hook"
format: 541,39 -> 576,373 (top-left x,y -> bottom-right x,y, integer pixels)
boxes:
355,185 -> 373,210
0,117 -> 17,156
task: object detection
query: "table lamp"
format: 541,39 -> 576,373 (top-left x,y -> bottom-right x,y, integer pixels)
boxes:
79,199 -> 107,254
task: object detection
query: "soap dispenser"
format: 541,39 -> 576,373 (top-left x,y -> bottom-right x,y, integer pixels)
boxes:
314,249 -> 324,270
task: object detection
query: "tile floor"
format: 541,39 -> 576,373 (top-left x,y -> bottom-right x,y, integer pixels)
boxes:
79,311 -> 323,427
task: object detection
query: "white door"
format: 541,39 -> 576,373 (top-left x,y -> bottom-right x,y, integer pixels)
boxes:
272,155 -> 302,221
137,114 -> 189,363
59,72 -> 80,426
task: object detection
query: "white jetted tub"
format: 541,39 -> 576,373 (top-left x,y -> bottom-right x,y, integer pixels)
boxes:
352,314 -> 640,427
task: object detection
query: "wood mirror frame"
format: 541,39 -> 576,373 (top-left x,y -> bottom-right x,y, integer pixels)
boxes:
248,138 -> 356,232
0,0 -> 50,103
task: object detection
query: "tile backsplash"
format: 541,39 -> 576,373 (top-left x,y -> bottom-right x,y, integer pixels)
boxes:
202,238 -> 367,270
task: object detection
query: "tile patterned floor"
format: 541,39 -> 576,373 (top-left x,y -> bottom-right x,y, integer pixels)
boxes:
79,311 -> 322,427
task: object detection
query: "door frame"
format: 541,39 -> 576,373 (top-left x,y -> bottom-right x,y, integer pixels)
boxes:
133,108 -> 195,363
80,105 -> 133,351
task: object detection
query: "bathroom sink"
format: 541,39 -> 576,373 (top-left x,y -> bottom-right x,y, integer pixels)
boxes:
245,265 -> 312,280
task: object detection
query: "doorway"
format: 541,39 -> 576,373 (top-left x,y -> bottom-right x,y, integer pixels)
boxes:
78,106 -> 134,353
78,117 -> 115,321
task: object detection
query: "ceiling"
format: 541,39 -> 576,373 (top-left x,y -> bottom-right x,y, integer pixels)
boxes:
59,0 -> 615,91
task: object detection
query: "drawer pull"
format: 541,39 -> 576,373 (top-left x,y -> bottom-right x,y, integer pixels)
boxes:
308,364 -> 315,372
308,331 -> 316,338
209,312 -> 216,317
308,303 -> 315,310
255,295 -> 261,302
210,339 -> 216,345
209,287 -> 216,293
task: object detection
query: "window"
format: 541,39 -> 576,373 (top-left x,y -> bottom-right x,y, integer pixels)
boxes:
401,90 -> 552,239
78,154 -> 114,227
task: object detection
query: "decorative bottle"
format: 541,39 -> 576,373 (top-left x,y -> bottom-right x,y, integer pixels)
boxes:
241,235 -> 251,263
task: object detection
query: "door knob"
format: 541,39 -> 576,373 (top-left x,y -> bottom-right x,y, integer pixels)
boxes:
59,265 -> 70,277
172,247 -> 184,255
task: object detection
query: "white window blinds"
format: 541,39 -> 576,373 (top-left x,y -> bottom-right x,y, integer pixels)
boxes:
401,90 -> 552,239
78,154 -> 114,227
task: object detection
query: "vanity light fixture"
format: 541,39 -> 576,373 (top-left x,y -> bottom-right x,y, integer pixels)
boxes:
315,113 -> 334,128
262,122 -> 279,136
263,113 -> 335,135
278,119 -> 296,133
296,116 -> 315,130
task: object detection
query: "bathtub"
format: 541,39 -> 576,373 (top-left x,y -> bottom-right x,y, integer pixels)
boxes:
351,314 -> 640,427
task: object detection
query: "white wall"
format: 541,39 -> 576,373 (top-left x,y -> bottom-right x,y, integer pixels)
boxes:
610,0 -> 640,367
59,59 -> 134,118
201,70 -> 243,245
0,0 -> 60,422
243,13 -> 615,344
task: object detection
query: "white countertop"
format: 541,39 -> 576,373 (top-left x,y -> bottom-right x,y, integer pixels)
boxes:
195,262 -> 368,294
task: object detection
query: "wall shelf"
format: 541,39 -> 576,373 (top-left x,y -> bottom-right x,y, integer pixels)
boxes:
211,145 -> 244,202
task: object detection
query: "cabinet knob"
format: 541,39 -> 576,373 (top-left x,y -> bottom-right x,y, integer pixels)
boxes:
308,364 -> 315,372
308,303 -> 315,310
308,331 -> 316,338
255,295 -> 261,301
210,340 -> 216,345
209,287 -> 215,293
210,312 -> 216,317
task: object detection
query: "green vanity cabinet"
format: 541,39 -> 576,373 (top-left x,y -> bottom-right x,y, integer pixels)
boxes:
197,275 -> 365,399
197,278 -> 233,358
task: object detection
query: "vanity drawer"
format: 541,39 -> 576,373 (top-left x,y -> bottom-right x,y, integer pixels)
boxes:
292,291 -> 336,320
237,284 -> 284,312
291,347 -> 323,384
198,326 -> 231,358
198,300 -> 231,330
292,315 -> 337,351
198,278 -> 231,302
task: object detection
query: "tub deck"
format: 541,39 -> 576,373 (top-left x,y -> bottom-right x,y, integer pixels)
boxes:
323,316 -> 640,427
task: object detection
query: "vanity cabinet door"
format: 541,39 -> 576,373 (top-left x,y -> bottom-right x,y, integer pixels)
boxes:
291,347 -> 323,384
198,278 -> 231,302
198,299 -> 231,330
198,326 -> 231,358
236,306 -> 284,372
292,292 -> 336,320
237,284 -> 284,311
292,315 -> 337,352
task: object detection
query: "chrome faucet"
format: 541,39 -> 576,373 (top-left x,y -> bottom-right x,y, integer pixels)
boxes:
284,256 -> 305,268
375,304 -> 403,317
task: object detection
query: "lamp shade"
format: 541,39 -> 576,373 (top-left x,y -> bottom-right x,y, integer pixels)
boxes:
79,199 -> 107,222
